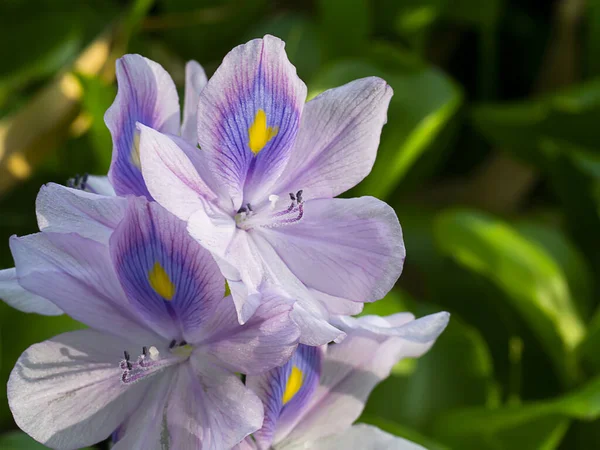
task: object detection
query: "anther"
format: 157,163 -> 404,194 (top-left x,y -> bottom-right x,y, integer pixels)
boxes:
142,346 -> 148,357
169,339 -> 177,349
289,192 -> 296,202
179,340 -> 188,347
296,190 -> 303,203
246,203 -> 253,212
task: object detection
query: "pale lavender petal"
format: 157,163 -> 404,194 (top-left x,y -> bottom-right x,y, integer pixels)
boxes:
0,267 -> 63,315
139,124 -> 222,220
165,358 -> 263,450
10,232 -> 157,343
290,424 -> 426,450
36,183 -> 127,244
273,78 -> 392,201
85,175 -> 116,196
187,209 -> 264,323
247,345 -> 322,449
257,196 -> 405,307
250,233 -> 345,345
8,330 -> 149,449
196,35 -> 307,209
111,372 -> 172,450
109,198 -> 224,342
197,293 -> 299,374
181,60 -> 208,144
283,312 -> 449,445
106,54 -> 180,198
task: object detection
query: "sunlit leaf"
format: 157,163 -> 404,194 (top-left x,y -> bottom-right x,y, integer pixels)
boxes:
434,209 -> 585,384
432,374 -> 600,449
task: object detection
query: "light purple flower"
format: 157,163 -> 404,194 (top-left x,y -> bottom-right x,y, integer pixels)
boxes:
235,311 -> 449,449
139,35 -> 405,345
0,55 -> 205,315
7,196 -> 299,449
106,54 -> 207,198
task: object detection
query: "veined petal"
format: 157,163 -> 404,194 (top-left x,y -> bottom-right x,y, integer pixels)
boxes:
196,35 -> 307,209
273,78 -> 392,201
36,183 -> 127,244
139,124 -> 222,221
106,54 -> 180,198
165,357 -> 263,450
247,345 -> 322,450
283,424 -> 426,450
257,196 -> 405,306
85,175 -> 116,196
0,267 -> 63,315
282,312 -> 449,445
111,372 -> 172,450
10,232 -> 156,343
109,198 -> 224,342
197,293 -> 299,375
8,330 -> 149,449
234,438 -> 259,450
181,60 -> 208,144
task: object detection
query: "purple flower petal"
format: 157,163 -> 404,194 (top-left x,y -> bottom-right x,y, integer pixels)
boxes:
10,232 -> 157,343
256,196 -> 405,306
109,198 -> 224,342
84,175 -> 116,196
197,292 -> 299,375
181,60 -> 208,144
111,372 -> 173,450
247,344 -> 322,449
0,267 -> 63,315
138,124 -> 223,220
273,77 -> 392,201
105,54 -> 180,198
301,424 -> 426,450
166,357 -> 263,449
283,312 -> 449,445
196,35 -> 307,209
8,330 -> 148,449
36,183 -> 126,244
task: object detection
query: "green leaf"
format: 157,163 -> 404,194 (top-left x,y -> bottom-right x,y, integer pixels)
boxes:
362,293 -> 499,431
317,0 -> 371,58
0,431 -> 86,449
433,209 -> 585,384
77,74 -> 117,173
432,374 -> 600,449
471,80 -> 600,166
309,55 -> 461,199
515,220 -> 594,318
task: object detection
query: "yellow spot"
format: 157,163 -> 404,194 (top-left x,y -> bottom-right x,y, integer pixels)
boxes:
130,132 -> 141,169
148,262 -> 175,300
224,280 -> 231,298
283,366 -> 303,404
248,109 -> 278,155
171,344 -> 193,358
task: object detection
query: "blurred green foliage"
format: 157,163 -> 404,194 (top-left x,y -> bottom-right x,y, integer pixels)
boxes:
2,0 -> 600,448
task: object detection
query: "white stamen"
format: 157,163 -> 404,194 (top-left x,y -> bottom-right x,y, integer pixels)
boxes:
269,194 -> 279,210
149,346 -> 160,361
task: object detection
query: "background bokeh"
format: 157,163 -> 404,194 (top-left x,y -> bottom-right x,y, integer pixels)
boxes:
1,0 -> 600,448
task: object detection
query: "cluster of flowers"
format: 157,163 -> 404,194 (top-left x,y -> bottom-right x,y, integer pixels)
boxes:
0,36 -> 449,449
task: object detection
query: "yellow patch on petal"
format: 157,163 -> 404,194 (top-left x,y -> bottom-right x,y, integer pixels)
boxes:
283,365 -> 303,405
248,109 -> 278,155
130,132 -> 141,169
148,262 -> 175,300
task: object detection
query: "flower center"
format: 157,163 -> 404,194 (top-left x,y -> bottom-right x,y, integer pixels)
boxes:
235,190 -> 305,231
119,340 -> 192,385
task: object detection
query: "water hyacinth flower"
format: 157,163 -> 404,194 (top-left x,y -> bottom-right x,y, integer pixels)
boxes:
139,35 -> 405,345
7,196 -> 299,449
0,53 -> 207,315
236,310 -> 450,449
